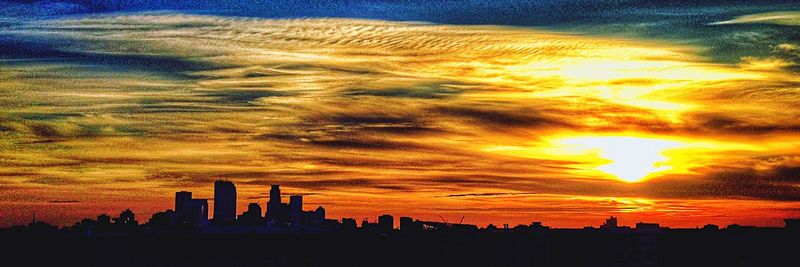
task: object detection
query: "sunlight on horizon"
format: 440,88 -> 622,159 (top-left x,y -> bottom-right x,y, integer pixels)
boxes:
483,135 -> 692,183
556,136 -> 684,182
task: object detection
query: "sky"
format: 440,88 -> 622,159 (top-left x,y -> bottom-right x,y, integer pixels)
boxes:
1,0 -> 800,228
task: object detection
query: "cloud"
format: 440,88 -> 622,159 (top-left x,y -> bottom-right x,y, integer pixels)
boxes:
777,43 -> 798,52
203,90 -> 290,105
431,105 -> 572,129
27,176 -> 88,186
48,200 -> 80,204
306,137 -> 430,150
242,178 -> 378,190
645,167 -> 800,201
440,192 -> 538,198
738,56 -> 796,71
343,83 -> 465,99
684,112 -> 800,135
711,11 -> 800,26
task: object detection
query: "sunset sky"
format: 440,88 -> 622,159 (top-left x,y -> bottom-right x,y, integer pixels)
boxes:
2,0 -> 800,228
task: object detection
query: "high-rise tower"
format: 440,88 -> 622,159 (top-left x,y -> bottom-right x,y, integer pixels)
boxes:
175,191 -> 192,224
289,195 -> 303,226
266,185 -> 282,222
213,180 -> 237,225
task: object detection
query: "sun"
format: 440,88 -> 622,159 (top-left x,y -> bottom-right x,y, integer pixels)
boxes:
557,136 -> 683,182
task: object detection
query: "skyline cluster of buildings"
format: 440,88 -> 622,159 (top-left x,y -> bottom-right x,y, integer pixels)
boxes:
149,181 -> 332,232
7,180 -> 800,235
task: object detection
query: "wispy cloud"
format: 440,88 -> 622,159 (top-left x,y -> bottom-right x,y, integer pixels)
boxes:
711,11 -> 800,26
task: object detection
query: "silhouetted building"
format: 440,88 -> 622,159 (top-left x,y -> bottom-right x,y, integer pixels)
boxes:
600,216 -> 618,229
400,217 -> 412,230
238,203 -> 263,226
341,218 -> 357,230
96,214 -> 111,225
189,199 -> 209,227
530,221 -> 550,231
636,222 -> 661,233
378,214 -> 394,232
248,203 -> 262,215
417,220 -> 478,232
702,224 -> 720,231
400,216 -> 422,231
175,191 -> 209,227
289,195 -> 303,227
726,224 -> 756,231
175,191 -> 192,224
361,218 -> 378,232
71,218 -> 96,235
301,210 -> 315,227
279,203 -> 289,224
314,206 -> 326,226
213,180 -> 237,225
266,185 -> 287,224
26,220 -> 58,233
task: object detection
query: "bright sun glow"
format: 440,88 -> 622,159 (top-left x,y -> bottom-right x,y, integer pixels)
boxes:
557,136 -> 684,182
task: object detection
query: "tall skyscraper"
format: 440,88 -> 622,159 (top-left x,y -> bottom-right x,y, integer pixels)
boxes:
175,191 -> 192,224
289,195 -> 303,226
213,180 -> 237,225
266,185 -> 282,222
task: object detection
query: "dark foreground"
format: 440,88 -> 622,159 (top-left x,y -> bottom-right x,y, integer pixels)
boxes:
1,228 -> 797,267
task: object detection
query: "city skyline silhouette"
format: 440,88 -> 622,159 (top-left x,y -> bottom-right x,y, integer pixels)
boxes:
7,179 -> 799,232
3,179 -> 799,267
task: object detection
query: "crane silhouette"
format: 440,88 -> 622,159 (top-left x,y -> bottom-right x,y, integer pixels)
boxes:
439,216 -> 466,225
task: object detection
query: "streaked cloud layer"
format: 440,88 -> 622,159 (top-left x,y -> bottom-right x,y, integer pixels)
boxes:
2,9 -> 800,227
713,11 -> 800,26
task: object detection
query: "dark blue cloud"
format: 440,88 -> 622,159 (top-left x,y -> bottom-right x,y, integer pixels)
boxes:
2,1 -> 798,25
2,0 -> 799,75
